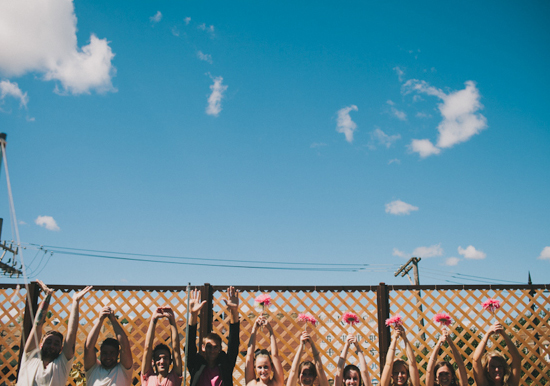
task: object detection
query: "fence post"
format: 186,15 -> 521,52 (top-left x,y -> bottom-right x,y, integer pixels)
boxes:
18,281 -> 40,379
377,282 -> 390,371
198,283 -> 214,345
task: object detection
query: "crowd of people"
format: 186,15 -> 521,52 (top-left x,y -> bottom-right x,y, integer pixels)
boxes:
16,281 -> 523,386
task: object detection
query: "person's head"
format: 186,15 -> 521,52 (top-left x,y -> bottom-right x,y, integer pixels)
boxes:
298,361 -> 317,386
100,338 -> 120,369
343,364 -> 362,386
152,343 -> 172,375
391,360 -> 410,386
254,349 -> 273,383
202,333 -> 223,364
433,362 -> 458,386
40,331 -> 63,361
482,352 -> 509,385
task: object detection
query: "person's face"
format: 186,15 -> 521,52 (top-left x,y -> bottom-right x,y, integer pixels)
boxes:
100,345 -> 119,369
40,335 -> 62,360
299,367 -> 316,386
487,358 -> 505,384
202,338 -> 221,362
255,356 -> 272,382
436,366 -> 453,386
391,363 -> 409,386
153,350 -> 172,375
344,369 -> 360,386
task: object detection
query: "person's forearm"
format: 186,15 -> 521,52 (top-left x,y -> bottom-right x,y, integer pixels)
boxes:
270,331 -> 279,357
403,338 -> 420,386
64,298 -> 81,356
25,294 -> 52,353
448,340 -> 467,386
170,319 -> 182,374
142,317 -> 156,373
425,342 -> 441,386
110,315 -> 133,368
286,343 -> 304,386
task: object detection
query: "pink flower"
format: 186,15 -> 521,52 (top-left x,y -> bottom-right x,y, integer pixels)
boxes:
342,312 -> 360,326
255,294 -> 271,307
482,299 -> 501,313
433,313 -> 452,327
385,314 -> 403,328
298,313 -> 317,326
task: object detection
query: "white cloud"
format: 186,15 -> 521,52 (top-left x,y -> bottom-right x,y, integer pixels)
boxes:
385,200 -> 419,215
392,248 -> 408,258
388,158 -> 401,165
538,246 -> 550,260
206,75 -> 227,117
184,17 -> 191,25
372,128 -> 401,148
386,100 -> 406,121
171,27 -> 180,37
197,51 -> 212,64
415,112 -> 430,118
150,11 -> 162,24
458,245 -> 486,260
310,142 -> 327,148
409,139 -> 440,158
0,0 -> 116,95
336,105 -> 358,143
35,215 -> 60,231
0,80 -> 28,108
18,220 -> 27,225
198,23 -> 215,37
445,257 -> 460,266
403,80 -> 487,157
412,244 -> 443,258
393,66 -> 404,82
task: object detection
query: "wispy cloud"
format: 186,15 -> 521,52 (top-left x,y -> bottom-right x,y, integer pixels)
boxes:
445,257 -> 460,266
310,142 -> 327,148
206,75 -> 227,117
413,244 -> 443,258
392,248 -> 408,258
393,66 -> 405,82
0,80 -> 28,108
371,128 -> 401,148
197,51 -> 212,64
385,200 -> 418,215
171,27 -> 180,37
388,158 -> 401,165
336,105 -> 358,143
458,245 -> 486,260
35,215 -> 60,231
184,17 -> 191,25
150,11 -> 162,24
386,100 -> 407,121
0,0 -> 116,95
538,246 -> 550,260
403,80 -> 487,158
198,23 -> 215,37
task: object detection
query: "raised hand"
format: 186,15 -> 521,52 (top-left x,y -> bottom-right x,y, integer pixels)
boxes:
223,286 -> 239,310
100,306 -> 112,319
163,307 -> 176,323
73,286 -> 93,301
300,331 -> 310,345
189,289 -> 206,315
37,279 -> 54,296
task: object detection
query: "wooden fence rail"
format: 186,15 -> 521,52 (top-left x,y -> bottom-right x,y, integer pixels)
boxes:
1,283 -> 548,386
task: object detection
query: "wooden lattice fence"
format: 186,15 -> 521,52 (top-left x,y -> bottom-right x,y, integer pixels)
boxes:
0,283 -> 549,386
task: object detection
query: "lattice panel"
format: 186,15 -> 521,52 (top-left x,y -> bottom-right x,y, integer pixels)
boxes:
0,286 -> 26,386
211,288 -> 380,386
38,287 -> 190,386
389,287 -> 550,386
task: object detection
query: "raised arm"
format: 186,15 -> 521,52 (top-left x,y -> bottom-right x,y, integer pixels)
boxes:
85,306 -> 110,370
309,333 -> 329,386
189,289 -> 206,326
266,319 -> 284,386
380,329 -> 399,386
108,311 -> 133,370
335,335 -> 353,386
286,332 -> 306,386
426,331 -> 446,386
353,338 -> 373,386
24,280 -> 54,353
165,307 -> 182,376
245,316 -> 262,384
473,323 -> 498,386
444,331 -> 468,386
498,324 -> 522,386
142,308 -> 164,375
223,286 -> 240,324
63,286 -> 92,360
401,328 -> 420,386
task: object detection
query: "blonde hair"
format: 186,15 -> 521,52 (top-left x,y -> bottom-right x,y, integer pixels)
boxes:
482,352 -> 510,386
390,360 -> 411,386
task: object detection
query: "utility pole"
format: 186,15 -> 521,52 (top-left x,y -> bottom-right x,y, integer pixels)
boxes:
395,257 -> 425,340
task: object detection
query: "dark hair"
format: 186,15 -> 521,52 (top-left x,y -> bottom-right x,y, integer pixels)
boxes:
101,338 -> 120,351
153,343 -> 172,361
204,333 -> 223,346
343,364 -> 362,386
254,349 -> 273,365
482,352 -> 509,386
390,360 -> 410,386
299,361 -> 317,379
434,361 -> 458,386
43,330 -> 63,342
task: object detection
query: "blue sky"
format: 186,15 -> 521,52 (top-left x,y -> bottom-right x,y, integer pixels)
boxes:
0,0 -> 548,286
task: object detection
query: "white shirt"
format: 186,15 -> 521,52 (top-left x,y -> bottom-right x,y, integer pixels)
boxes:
17,348 -> 73,386
86,362 -> 133,386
